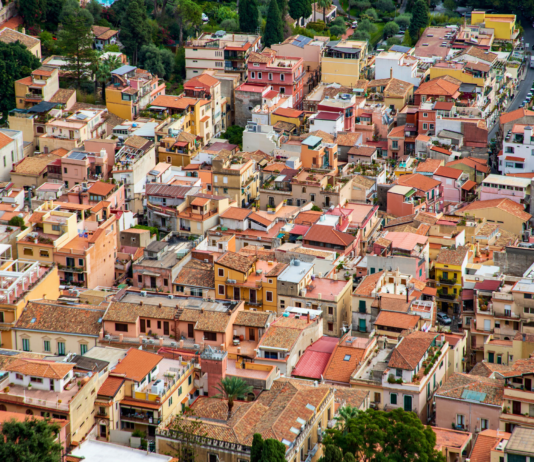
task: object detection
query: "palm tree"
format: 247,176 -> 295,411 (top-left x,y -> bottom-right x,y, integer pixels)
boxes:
93,54 -> 123,103
214,377 -> 253,415
317,0 -> 332,24
334,405 -> 359,433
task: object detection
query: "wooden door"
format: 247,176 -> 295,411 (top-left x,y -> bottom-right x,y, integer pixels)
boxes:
140,319 -> 146,333
164,321 -> 169,335
187,323 -> 194,338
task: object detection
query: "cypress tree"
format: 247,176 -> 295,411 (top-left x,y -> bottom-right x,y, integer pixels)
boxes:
251,434 -> 264,462
409,0 -> 429,41
120,0 -> 152,64
239,0 -> 260,33
289,0 -> 311,23
263,0 -> 284,47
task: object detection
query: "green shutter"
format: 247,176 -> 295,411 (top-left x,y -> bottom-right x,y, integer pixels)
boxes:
359,300 -> 366,313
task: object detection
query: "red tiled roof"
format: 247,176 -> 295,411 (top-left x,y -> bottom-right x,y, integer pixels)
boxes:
431,146 -> 452,155
290,224 -> 310,235
375,311 -> 420,330
98,376 -> 125,397
415,76 -> 461,97
248,212 -> 272,227
434,101 -> 454,110
292,336 -> 338,379
323,345 -> 365,384
274,107 -> 303,118
113,348 -> 162,382
304,224 -> 356,247
474,280 -> 501,291
499,108 -> 534,125
461,180 -> 477,191
435,166 -> 462,179
470,430 -> 511,462
397,173 -> 441,192
87,181 -> 115,197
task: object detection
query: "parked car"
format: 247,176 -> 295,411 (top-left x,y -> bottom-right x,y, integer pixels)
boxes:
437,312 -> 452,325
352,20 -> 358,28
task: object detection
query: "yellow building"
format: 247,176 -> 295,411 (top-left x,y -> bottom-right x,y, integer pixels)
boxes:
16,205 -> 78,265
270,107 -> 307,134
455,199 -> 532,238
471,11 -> 516,41
14,67 -> 59,109
0,259 -> 60,349
322,40 -> 368,87
158,131 -> 200,168
434,245 -> 471,316
214,251 -> 286,311
367,77 -> 414,112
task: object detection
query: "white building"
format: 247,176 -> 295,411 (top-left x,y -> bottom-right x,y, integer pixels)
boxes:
374,52 -> 421,87
0,129 -> 24,182
308,111 -> 344,136
500,124 -> 534,175
242,123 -> 283,154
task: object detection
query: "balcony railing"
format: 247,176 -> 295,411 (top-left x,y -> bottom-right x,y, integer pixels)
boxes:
25,93 -> 43,100
304,444 -> 319,462
439,277 -> 457,285
437,293 -> 457,301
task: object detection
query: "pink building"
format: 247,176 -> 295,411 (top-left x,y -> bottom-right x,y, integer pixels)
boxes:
84,139 -> 118,173
247,52 -> 305,109
433,166 -> 466,203
479,174 -> 531,205
388,125 -> 406,159
387,185 -> 426,217
61,149 -> 110,189
317,93 -> 356,132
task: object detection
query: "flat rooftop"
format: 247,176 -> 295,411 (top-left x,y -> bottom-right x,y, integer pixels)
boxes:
69,439 -> 174,461
119,292 -> 236,311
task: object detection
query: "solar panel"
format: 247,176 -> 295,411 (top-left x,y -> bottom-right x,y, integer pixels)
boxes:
69,151 -> 87,160
461,390 -> 487,402
76,113 -> 88,120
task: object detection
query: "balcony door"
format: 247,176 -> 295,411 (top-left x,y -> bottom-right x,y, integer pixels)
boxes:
403,395 -> 412,412
250,289 -> 256,304
234,287 -> 240,300
513,401 -> 521,415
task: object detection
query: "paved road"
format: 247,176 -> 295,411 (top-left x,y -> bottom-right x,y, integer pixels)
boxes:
488,24 -> 534,141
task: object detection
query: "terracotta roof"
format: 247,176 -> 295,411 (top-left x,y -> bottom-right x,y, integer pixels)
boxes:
98,376 -> 125,397
151,95 -> 200,110
389,125 -> 406,138
274,107 -> 304,118
291,336 -> 338,379
185,73 -> 220,89
499,108 -> 534,125
348,146 -> 377,157
415,76 -> 461,97
433,427 -> 472,451
0,28 -> 40,49
304,224 -> 355,247
456,199 -> 531,222
174,259 -> 214,289
190,197 -> 210,207
435,166 -> 462,179
305,130 -> 335,143
294,211 -> 323,225
436,245 -> 469,266
248,51 -> 273,64
336,132 -> 362,147
436,373 -> 504,406
469,362 -> 512,378
434,101 -> 454,110
417,159 -> 443,173
265,262 -> 287,277
397,173 -> 441,192
13,154 -> 60,176
495,358 -> 534,378
220,207 -> 251,221
323,345 -> 365,383
104,301 -> 175,323
195,311 -> 232,333
461,180 -> 477,191
354,270 -> 384,296
234,311 -> 271,327
4,359 -> 73,379
124,135 -> 150,150
216,251 -> 256,274
374,311 -> 420,330
14,301 -> 105,336
470,430 -> 511,462
388,331 -> 437,370
463,46 -> 498,63
248,212 -> 272,227
87,181 -> 115,197
260,325 -> 301,350
112,348 -> 162,382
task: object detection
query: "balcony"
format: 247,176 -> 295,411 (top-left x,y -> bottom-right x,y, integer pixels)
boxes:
437,293 -> 457,301
120,409 -> 161,425
25,93 -> 43,101
304,443 -> 319,462
439,277 -> 457,285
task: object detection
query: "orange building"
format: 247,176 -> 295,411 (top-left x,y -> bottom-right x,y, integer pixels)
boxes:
300,134 -> 338,170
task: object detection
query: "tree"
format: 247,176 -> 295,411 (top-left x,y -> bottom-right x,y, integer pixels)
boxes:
120,0 -> 152,64
173,0 -> 202,46
239,0 -> 260,33
44,0 -> 66,31
352,0 -> 371,12
311,205 -> 322,211
334,405 -> 359,433
343,454 -> 355,462
214,377 -> 253,415
408,0 -> 429,41
276,0 -> 288,17
289,0 -> 311,23
57,9 -> 96,89
138,44 -> 174,79
174,47 -> 186,80
386,36 -> 401,48
87,0 -> 102,23
166,409 -> 206,462
7,216 -> 27,231
0,417 -> 62,462
16,0 -> 47,27
364,8 -> 378,21
322,408 -> 446,462
260,439 -> 286,462
376,0 -> 395,12
351,30 -> 370,41
0,42 -> 41,115
320,445 -> 343,462
251,434 -> 264,462
317,0 -> 331,23
443,0 -> 456,11
383,21 -> 400,38
357,18 -> 377,34
263,0 -> 284,47
59,0 -> 94,26
222,125 -> 245,148
39,31 -> 59,57
394,14 -> 411,29
92,54 -> 122,101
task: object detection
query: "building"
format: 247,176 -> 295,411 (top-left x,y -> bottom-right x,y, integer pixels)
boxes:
435,245 -> 471,315
61,149 -> 110,189
433,166 -> 469,203
471,11 -> 517,41
12,300 -> 106,355
413,27 -> 456,61
184,32 -> 261,81
480,175 -> 531,205
321,40 -> 368,87
157,378 -> 369,462
455,199 -> 532,239
105,65 -> 165,120
212,150 -> 258,208
0,28 -> 41,58
271,35 -> 326,73
435,372 -> 504,432
446,157 -> 490,183
367,77 -> 414,111
500,125 -> 534,175
14,67 -> 59,110
414,76 -> 462,106
302,224 -> 357,256
374,51 -> 421,87
246,52 -> 305,109
91,25 -> 119,51
184,73 -> 224,136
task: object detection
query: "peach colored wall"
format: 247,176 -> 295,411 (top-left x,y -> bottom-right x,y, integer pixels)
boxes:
104,320 -> 138,336
270,44 -> 322,71
387,192 -> 414,217
84,140 -> 117,169
435,397 -> 502,431
388,138 -> 405,159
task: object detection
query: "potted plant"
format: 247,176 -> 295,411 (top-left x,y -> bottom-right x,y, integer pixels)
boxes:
3,386 -> 9,393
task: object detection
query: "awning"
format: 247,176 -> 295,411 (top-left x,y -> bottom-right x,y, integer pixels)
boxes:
462,289 -> 474,301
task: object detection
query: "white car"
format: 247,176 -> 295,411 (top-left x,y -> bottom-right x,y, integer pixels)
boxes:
352,21 -> 358,29
202,13 -> 209,23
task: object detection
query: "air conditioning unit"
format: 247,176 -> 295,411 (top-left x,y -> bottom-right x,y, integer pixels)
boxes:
142,338 -> 147,344
227,279 -> 236,284
105,334 -> 111,340
141,291 -> 147,297
168,294 -> 174,299
170,341 -> 177,347
148,339 -> 154,344
193,344 -> 200,349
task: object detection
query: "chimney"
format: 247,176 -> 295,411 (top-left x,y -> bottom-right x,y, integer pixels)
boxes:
201,307 -> 205,313
390,67 -> 393,79
159,303 -> 163,308
140,301 -> 143,306
307,312 -> 310,324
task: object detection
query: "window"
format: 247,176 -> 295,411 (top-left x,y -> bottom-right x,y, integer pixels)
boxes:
57,342 -> 65,355
80,344 -> 88,355
328,306 -> 334,315
251,71 -> 255,79
481,419 -> 489,430
64,167 -> 68,174
137,275 -> 142,283
423,113 -> 428,118
30,377 -> 43,384
218,285 -> 225,295
43,340 -> 50,352
79,259 -> 84,266
390,393 -> 397,405
343,354 -> 351,361
204,332 -> 217,341
392,140 -> 398,149
52,225 -> 60,232
40,250 -> 49,258
265,351 -> 278,359
164,278 -> 168,286
280,73 -> 285,81
423,123 -> 428,130
23,248 -> 33,256
328,322 -> 333,331
218,268 -> 224,277
396,368 -> 402,377
22,338 -> 30,351
456,414 -> 465,427
268,73 -> 273,80
525,294 -> 532,299
115,323 -> 128,332
258,72 -> 262,79
189,375 -> 192,385
15,373 -> 23,380
266,291 -> 273,302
